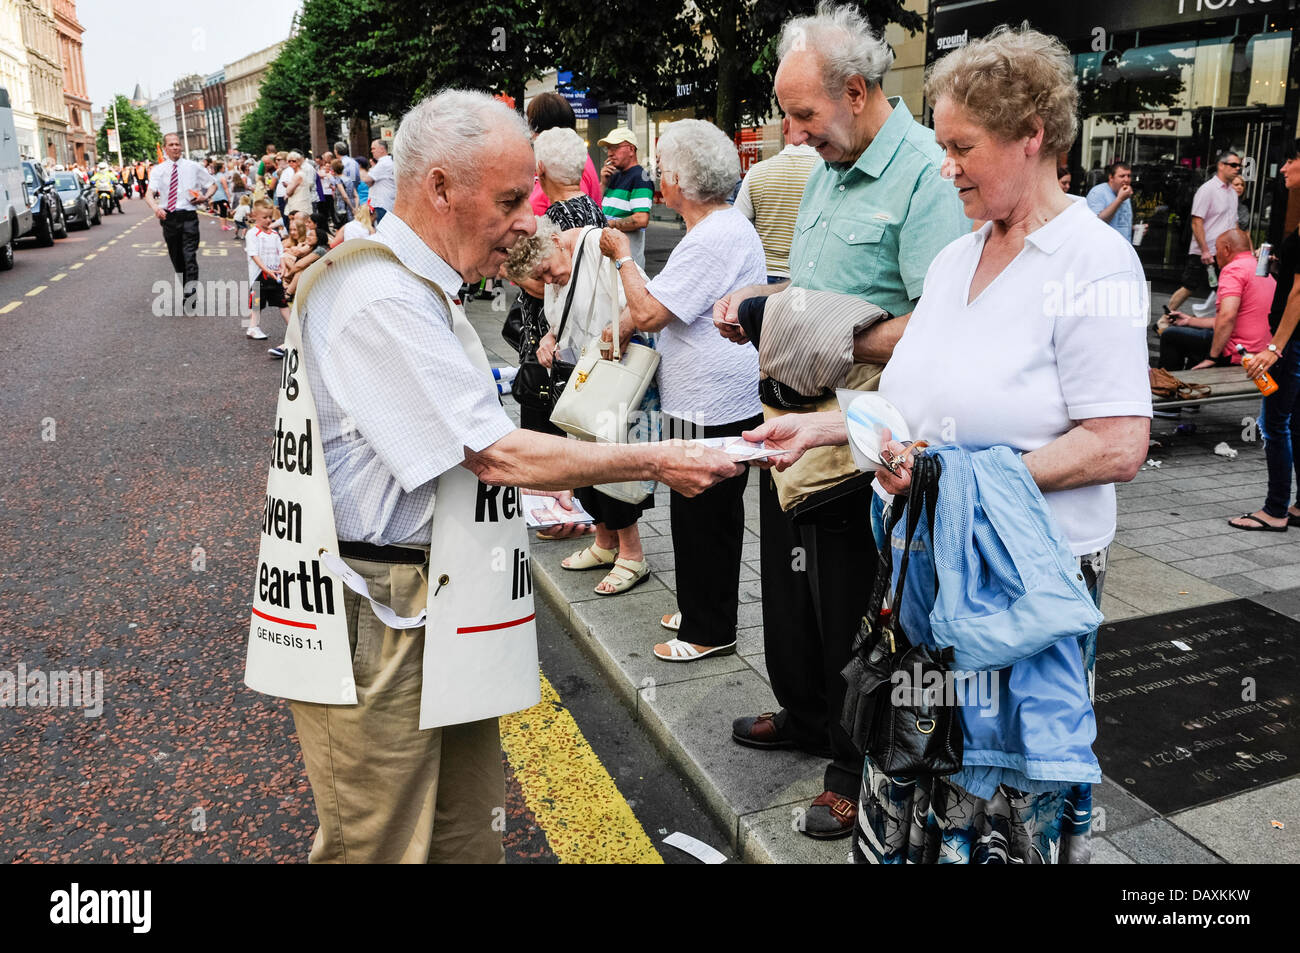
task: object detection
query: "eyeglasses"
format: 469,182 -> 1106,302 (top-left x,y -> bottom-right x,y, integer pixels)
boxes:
1223,161 -> 1241,168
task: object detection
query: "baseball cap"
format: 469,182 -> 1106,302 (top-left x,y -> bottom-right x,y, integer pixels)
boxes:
598,127 -> 638,149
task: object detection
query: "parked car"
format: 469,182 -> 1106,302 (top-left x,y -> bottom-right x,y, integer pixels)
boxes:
0,87 -> 32,270
21,159 -> 68,246
53,170 -> 99,229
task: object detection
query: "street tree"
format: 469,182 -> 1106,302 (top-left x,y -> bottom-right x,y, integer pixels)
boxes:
95,95 -> 162,163
236,34 -> 313,154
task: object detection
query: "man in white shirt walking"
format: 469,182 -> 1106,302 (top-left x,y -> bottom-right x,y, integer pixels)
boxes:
1168,151 -> 1242,313
146,132 -> 216,315
361,139 -> 396,223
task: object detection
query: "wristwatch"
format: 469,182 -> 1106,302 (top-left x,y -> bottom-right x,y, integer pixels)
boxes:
614,256 -> 633,271
1267,344 -> 1280,354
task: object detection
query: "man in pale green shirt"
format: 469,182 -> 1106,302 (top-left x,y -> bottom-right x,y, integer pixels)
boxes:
712,2 -> 967,842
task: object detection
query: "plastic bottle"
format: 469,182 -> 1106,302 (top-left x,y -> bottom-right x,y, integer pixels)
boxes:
1236,344 -> 1279,396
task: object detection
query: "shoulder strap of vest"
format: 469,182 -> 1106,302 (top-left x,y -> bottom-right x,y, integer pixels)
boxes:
294,236 -> 453,322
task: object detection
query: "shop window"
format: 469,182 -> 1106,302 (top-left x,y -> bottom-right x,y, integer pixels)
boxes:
1247,32 -> 1291,108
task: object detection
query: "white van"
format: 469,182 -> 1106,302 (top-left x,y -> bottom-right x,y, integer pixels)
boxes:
0,86 -> 32,270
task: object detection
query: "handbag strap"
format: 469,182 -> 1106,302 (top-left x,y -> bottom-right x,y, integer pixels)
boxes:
553,226 -> 593,351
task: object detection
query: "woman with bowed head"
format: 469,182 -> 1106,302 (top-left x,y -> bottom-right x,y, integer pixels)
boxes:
746,26 -> 1151,863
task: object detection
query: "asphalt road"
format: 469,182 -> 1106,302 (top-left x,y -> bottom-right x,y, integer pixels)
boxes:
0,200 -> 731,864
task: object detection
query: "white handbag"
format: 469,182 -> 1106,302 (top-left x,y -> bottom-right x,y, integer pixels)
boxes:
550,256 -> 660,444
549,255 -> 660,505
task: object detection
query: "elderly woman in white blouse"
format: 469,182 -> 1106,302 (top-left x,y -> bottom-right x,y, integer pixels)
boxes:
600,119 -> 767,662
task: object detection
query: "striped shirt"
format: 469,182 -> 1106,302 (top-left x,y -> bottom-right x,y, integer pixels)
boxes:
734,144 -> 820,278
602,164 -> 654,267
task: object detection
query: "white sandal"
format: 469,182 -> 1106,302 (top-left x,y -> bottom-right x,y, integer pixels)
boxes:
653,638 -> 736,662
561,544 -> 617,571
661,612 -> 681,631
594,557 -> 649,595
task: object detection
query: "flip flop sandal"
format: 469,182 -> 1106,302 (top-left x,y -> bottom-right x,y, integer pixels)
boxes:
1288,513 -> 1300,527
594,557 -> 649,595
661,611 -> 681,631
561,544 -> 617,570
1228,513 -> 1287,532
653,638 -> 736,662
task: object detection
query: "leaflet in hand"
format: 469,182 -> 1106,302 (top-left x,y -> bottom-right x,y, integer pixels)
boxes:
521,493 -> 595,528
689,437 -> 790,462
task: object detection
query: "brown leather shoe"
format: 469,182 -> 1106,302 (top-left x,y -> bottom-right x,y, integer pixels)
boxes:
731,711 -> 798,750
802,790 -> 857,839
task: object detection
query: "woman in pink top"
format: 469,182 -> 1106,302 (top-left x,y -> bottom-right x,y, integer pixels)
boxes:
526,92 -> 602,214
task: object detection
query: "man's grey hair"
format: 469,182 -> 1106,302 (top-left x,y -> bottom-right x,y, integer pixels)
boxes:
1217,149 -> 1240,164
503,216 -> 561,281
533,127 -> 587,186
657,119 -> 740,204
392,88 -> 531,195
778,1 -> 894,94
333,141 -> 349,156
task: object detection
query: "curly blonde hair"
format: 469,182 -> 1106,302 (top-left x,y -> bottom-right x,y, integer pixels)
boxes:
925,25 -> 1078,156
503,216 -> 561,282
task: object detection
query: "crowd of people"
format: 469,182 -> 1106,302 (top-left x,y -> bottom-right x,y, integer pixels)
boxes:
210,0 -> 1300,865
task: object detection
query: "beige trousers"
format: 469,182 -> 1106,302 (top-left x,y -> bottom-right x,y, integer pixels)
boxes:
289,553 -> 506,864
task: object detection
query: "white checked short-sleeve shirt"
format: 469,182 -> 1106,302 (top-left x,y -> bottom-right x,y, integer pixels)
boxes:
300,213 -> 515,545
147,158 -> 214,211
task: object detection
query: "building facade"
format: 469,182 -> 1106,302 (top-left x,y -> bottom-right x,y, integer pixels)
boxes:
53,0 -> 89,167
173,74 -> 206,157
19,0 -> 66,164
0,0 -> 37,158
929,0 -> 1300,280
147,87 -> 175,142
202,70 -> 227,155
224,40 -> 284,152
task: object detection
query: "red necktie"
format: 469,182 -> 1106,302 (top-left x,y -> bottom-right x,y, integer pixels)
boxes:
166,163 -> 178,211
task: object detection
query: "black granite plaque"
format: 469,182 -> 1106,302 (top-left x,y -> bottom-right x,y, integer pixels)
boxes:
1094,599 -> 1299,815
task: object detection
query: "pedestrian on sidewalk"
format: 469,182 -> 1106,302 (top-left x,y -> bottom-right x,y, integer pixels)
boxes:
748,23 -> 1152,864
361,139 -> 395,223
145,132 -> 216,315
1227,142 -> 1300,533
732,117 -> 819,283
712,1 -> 968,840
599,118 -> 766,646
267,88 -> 744,864
598,127 -> 653,269
1167,150 -> 1242,314
525,92 -> 602,215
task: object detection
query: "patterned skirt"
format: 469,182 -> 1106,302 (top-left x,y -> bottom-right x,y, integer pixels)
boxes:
853,768 -> 1093,864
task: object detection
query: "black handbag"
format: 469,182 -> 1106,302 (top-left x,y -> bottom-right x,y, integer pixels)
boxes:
840,452 -> 962,776
510,230 -> 591,410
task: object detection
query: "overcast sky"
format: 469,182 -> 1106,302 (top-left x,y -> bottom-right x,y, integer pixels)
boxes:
81,0 -> 303,110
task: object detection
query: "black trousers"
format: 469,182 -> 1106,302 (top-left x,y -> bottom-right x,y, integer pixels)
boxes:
666,412 -> 763,648
760,471 -> 875,797
161,211 -> 199,308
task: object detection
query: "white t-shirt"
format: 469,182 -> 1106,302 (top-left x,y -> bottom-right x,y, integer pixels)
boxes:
284,164 -> 314,216
645,208 -> 765,424
245,227 -> 283,283
368,154 -> 396,210
341,219 -> 372,242
878,199 -> 1152,555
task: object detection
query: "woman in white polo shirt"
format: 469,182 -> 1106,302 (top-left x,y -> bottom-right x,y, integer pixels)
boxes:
745,26 -> 1151,864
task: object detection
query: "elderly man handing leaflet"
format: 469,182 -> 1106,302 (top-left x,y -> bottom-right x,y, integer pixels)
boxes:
247,90 -> 742,865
